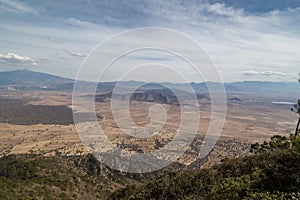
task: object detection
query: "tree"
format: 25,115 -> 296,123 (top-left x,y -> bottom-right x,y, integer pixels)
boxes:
250,135 -> 291,153
290,73 -> 300,146
291,73 -> 300,138
291,100 -> 300,137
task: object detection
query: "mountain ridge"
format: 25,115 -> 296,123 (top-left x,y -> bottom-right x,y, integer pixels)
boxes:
0,69 -> 298,85
0,70 -> 298,102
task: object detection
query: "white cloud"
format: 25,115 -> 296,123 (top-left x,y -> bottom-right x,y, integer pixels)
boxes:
0,52 -> 37,66
64,50 -> 86,58
58,56 -> 70,60
241,70 -> 260,76
68,18 -> 96,27
205,2 -> 243,18
242,70 -> 289,77
0,0 -> 37,14
49,37 -> 64,44
260,71 -> 289,76
67,18 -> 111,32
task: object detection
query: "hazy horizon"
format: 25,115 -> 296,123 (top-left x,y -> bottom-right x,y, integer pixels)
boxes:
1,68 -> 300,84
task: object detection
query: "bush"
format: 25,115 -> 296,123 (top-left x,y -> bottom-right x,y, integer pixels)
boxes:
251,135 -> 291,153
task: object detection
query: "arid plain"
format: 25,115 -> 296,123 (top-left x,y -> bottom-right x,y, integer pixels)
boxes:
0,88 -> 297,167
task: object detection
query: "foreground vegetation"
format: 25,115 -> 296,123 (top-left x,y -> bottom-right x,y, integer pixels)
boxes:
0,149 -> 299,199
0,154 -> 131,199
111,150 -> 300,199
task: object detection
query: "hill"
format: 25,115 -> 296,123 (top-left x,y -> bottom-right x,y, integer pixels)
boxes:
0,69 -> 73,90
0,69 -> 73,85
0,151 -> 299,199
111,150 -> 300,199
0,154 -> 128,199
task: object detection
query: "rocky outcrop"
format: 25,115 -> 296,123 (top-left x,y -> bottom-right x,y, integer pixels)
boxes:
229,97 -> 242,103
94,89 -> 180,105
94,87 -> 210,105
95,92 -> 112,102
130,89 -> 179,105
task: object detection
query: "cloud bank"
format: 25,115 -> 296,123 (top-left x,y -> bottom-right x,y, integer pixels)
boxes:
0,53 -> 37,66
242,70 -> 290,77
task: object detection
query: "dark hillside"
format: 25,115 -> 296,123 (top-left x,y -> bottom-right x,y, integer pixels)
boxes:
111,150 -> 300,199
0,151 -> 299,199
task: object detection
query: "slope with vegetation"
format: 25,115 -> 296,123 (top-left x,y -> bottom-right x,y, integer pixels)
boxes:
0,146 -> 299,199
0,154 -> 131,199
111,150 -> 300,199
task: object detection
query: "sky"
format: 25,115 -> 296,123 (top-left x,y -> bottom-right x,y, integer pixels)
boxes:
0,0 -> 300,82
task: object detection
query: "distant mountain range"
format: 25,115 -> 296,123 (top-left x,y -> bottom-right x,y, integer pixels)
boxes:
0,69 -> 299,102
0,69 -> 73,90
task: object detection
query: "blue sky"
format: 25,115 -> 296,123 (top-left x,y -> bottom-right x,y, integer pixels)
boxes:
0,0 -> 299,82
